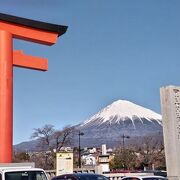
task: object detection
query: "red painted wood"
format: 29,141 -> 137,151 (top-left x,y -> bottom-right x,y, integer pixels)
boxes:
0,30 -> 13,163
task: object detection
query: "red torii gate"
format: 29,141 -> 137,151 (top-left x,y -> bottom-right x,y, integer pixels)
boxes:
0,13 -> 67,163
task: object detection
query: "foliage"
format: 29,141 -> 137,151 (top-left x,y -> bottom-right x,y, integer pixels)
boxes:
15,124 -> 166,171
110,148 -> 137,170
13,152 -> 30,162
29,151 -> 54,170
110,136 -> 166,171
135,136 -> 166,170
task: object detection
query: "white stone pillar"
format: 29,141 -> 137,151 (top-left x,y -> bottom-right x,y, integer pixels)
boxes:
160,86 -> 180,180
102,144 -> 107,155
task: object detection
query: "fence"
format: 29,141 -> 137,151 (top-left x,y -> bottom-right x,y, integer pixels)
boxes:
45,169 -> 154,180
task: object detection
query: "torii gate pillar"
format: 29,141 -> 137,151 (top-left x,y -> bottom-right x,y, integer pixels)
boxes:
0,30 -> 13,162
0,13 -> 67,163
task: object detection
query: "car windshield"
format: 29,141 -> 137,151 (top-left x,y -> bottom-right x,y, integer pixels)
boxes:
5,170 -> 48,180
74,174 -> 109,180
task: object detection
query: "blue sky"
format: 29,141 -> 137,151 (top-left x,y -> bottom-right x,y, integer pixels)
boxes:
1,0 -> 180,144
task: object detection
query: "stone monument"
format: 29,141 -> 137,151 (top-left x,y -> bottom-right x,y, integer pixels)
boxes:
160,86 -> 180,180
98,144 -> 110,173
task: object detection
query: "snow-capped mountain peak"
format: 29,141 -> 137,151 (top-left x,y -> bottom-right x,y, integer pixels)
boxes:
81,99 -> 162,126
76,99 -> 163,147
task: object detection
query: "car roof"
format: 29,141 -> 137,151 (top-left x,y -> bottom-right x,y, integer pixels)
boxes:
0,167 -> 44,173
74,173 -> 100,176
52,173 -> 105,179
54,173 -> 101,176
122,176 -> 167,179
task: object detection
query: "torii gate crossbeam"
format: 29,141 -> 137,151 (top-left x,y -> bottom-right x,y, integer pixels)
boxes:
0,13 -> 67,163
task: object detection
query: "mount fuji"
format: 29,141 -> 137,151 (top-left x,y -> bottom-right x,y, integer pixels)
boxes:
76,100 -> 162,147
14,100 -> 163,151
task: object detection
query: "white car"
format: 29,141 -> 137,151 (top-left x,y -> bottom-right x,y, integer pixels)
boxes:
0,167 -> 49,180
121,176 -> 167,180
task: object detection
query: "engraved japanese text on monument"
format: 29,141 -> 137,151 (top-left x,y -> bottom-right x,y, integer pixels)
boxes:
173,88 -> 180,139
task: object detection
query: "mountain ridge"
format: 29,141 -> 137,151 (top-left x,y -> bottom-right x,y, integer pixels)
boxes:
14,99 -> 163,151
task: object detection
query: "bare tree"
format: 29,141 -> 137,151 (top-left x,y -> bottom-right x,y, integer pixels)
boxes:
31,124 -> 55,150
53,125 -> 75,151
31,124 -> 75,151
31,124 -> 75,169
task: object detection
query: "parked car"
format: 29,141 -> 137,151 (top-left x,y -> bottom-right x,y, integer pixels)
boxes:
121,176 -> 168,180
0,166 -> 49,180
51,173 -> 109,180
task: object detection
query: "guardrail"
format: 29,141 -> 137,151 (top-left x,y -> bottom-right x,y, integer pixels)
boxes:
46,167 -> 95,178
45,170 -> 154,180
105,173 -> 154,180
46,170 -> 56,179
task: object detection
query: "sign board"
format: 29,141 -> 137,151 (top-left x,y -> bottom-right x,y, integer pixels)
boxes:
98,155 -> 109,163
56,152 -> 73,176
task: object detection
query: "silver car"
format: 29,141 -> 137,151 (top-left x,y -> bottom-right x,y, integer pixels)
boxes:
121,176 -> 167,180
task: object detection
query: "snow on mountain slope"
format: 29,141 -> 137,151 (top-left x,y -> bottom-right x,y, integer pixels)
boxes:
76,100 -> 162,147
80,100 -> 162,127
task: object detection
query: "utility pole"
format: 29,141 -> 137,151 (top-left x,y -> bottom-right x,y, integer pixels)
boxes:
121,134 -> 130,148
78,131 -> 84,168
121,134 -> 130,170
